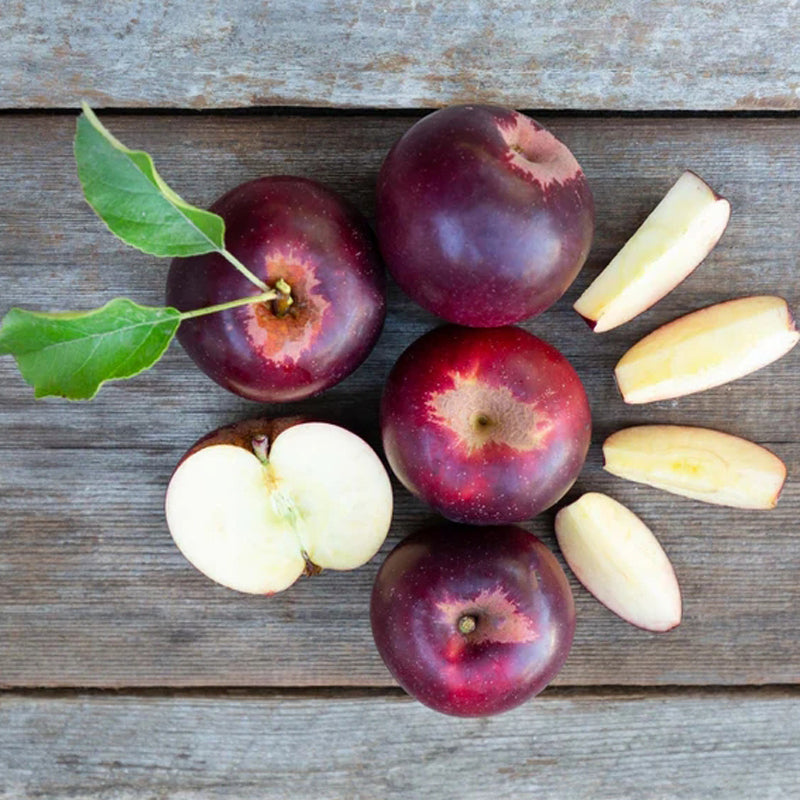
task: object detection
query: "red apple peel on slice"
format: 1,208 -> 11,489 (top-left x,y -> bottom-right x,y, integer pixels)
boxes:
574,170 -> 730,333
555,493 -> 681,632
165,419 -> 393,594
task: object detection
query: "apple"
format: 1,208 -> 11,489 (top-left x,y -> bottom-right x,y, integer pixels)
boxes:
370,523 -> 575,717
555,493 -> 682,633
375,104 -> 594,326
603,425 -> 787,509
381,325 -> 591,524
574,170 -> 731,332
164,418 -> 393,594
166,176 -> 386,402
615,295 -> 799,404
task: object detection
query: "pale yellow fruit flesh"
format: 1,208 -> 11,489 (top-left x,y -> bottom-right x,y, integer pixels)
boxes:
165,444 -> 307,594
268,422 -> 393,571
555,492 -> 681,632
603,425 -> 787,509
574,171 -> 730,333
615,295 -> 799,404
165,423 -> 393,594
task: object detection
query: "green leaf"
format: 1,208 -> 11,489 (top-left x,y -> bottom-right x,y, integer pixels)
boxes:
0,299 -> 182,400
74,102 -> 225,258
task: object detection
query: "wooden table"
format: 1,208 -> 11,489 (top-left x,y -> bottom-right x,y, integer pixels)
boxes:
2,2 -> 799,797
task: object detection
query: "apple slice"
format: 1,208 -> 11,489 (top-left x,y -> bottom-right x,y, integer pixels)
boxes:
165,418 -> 393,594
555,493 -> 681,632
574,171 -> 730,333
604,425 -> 787,509
615,295 -> 799,404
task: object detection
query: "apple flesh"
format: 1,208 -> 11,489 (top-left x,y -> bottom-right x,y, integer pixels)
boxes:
166,176 -> 386,402
574,170 -> 731,332
380,325 -> 591,524
165,418 -> 393,594
603,425 -> 787,509
376,105 -> 594,326
370,523 -> 575,717
615,295 -> 799,404
555,493 -> 682,633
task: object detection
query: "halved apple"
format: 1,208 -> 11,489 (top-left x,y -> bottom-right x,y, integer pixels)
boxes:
555,493 -> 681,632
603,425 -> 787,509
615,295 -> 799,404
574,171 -> 730,333
165,418 -> 393,594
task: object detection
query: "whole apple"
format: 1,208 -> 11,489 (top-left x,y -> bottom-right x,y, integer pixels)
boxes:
166,176 -> 386,402
381,325 -> 591,524
371,523 -> 576,717
376,104 -> 594,326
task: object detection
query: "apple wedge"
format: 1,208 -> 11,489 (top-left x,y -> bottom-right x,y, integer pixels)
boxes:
165,418 -> 393,594
555,493 -> 681,632
574,171 -> 730,333
615,295 -> 799,404
603,425 -> 787,509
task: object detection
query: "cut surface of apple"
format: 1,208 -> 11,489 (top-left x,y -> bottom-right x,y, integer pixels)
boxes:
615,295 -> 799,404
573,170 -> 731,333
604,425 -> 787,509
555,493 -> 681,632
165,420 -> 393,594
574,171 -> 730,333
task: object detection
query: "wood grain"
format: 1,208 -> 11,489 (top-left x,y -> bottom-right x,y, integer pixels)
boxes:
3,0 -> 800,111
1,113 -> 799,687
1,689 -> 798,799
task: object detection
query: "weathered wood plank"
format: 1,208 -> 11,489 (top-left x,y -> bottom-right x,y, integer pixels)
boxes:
1,689 -> 798,799
3,0 -> 800,111
1,113 -> 799,687
1,444 -> 798,687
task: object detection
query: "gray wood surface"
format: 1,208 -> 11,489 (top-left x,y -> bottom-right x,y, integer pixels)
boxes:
1,689 -> 798,799
2,0 -> 800,111
1,113 -> 798,688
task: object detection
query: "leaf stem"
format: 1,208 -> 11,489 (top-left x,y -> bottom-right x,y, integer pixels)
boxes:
217,248 -> 269,291
178,289 -> 278,320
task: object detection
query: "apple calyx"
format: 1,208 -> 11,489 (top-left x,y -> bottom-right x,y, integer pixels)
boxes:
457,614 -> 478,635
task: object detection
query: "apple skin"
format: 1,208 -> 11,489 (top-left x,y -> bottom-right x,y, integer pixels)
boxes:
370,523 -> 576,717
176,416 -> 305,466
380,325 -> 591,524
166,176 -> 386,402
376,104 -> 594,326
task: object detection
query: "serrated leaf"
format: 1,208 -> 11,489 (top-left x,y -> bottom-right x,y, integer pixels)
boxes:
0,299 -> 181,400
74,102 -> 225,258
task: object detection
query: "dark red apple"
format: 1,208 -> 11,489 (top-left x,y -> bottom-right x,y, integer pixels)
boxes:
381,325 -> 591,524
371,523 -> 576,717
166,176 -> 386,402
376,104 -> 594,327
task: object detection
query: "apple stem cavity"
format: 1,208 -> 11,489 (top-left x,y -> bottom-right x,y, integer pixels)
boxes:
251,434 -> 270,464
177,278 -> 295,324
270,277 -> 295,317
458,614 -> 478,635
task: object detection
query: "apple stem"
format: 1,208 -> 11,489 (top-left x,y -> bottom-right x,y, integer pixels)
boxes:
251,435 -> 270,464
177,283 -> 292,321
217,248 -> 270,291
458,614 -> 478,635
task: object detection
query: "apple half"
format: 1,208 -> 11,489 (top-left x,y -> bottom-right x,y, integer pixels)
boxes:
555,493 -> 681,632
615,295 -> 799,404
574,171 -> 730,333
165,418 -> 393,594
604,425 -> 787,509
